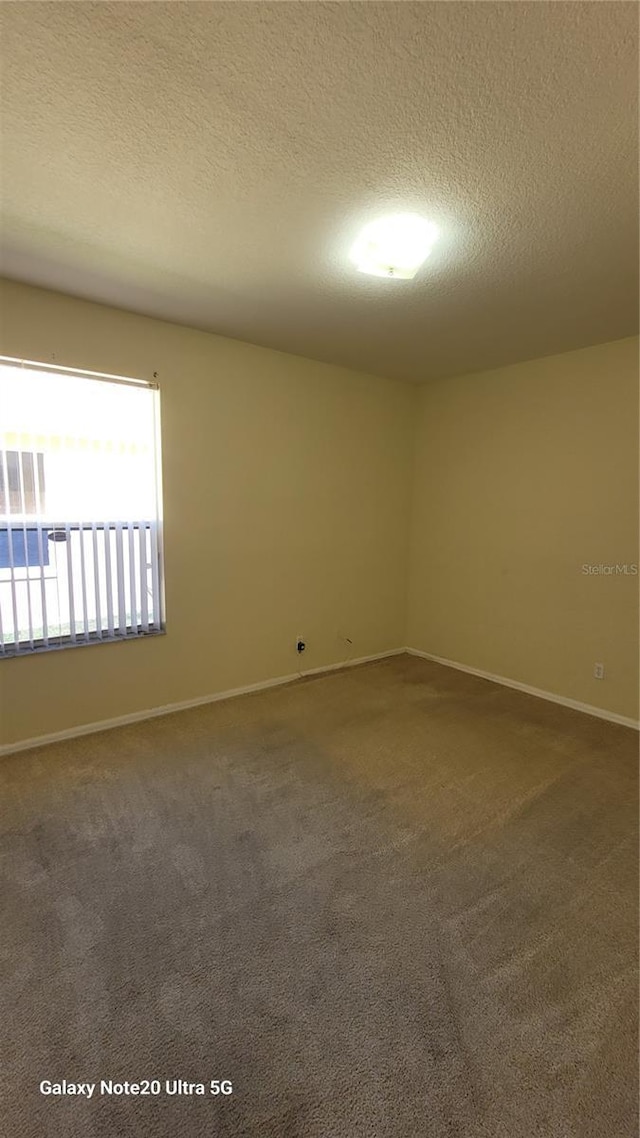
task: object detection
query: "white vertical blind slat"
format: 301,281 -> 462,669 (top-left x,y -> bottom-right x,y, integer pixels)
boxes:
78,523 -> 90,641
149,521 -> 161,631
128,522 -> 138,635
115,522 -> 126,636
64,522 -> 76,643
16,452 -> 35,650
91,522 -> 103,639
32,450 -> 49,649
1,450 -> 21,655
138,522 -> 149,631
103,524 -> 115,638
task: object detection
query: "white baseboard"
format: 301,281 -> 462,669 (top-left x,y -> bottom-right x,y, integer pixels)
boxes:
4,644 -> 635,756
0,648 -> 405,757
405,647 -> 640,730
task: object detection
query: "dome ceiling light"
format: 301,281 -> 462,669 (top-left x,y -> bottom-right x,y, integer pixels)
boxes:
349,213 -> 439,279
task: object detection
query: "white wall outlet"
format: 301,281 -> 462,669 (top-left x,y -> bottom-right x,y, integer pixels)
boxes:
296,636 -> 306,654
594,662 -> 605,680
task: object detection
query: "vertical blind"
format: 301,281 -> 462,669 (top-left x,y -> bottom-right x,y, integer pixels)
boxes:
0,357 -> 164,656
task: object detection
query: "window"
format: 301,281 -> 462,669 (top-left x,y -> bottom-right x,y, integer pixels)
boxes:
0,357 -> 164,656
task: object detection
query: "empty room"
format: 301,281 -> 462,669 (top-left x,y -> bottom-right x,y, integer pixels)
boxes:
0,3 -> 638,1137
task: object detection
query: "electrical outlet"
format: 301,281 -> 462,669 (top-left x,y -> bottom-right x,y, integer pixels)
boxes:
594,662 -> 605,680
296,637 -> 306,654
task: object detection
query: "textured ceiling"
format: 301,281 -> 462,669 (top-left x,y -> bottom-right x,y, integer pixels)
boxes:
0,2 -> 638,382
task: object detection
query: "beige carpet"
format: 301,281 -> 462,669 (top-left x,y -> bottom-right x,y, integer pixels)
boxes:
1,654 -> 637,1138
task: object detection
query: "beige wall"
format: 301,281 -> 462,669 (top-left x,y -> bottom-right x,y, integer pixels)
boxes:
1,281 -> 637,747
407,337 -> 639,721
0,280 -> 415,746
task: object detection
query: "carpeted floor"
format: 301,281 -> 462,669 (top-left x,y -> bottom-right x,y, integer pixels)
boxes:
1,654 -> 637,1138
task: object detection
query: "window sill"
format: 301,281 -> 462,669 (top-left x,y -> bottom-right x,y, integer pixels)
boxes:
1,627 -> 166,658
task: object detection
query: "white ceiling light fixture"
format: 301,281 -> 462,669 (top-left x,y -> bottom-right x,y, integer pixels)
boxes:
349,213 -> 439,279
